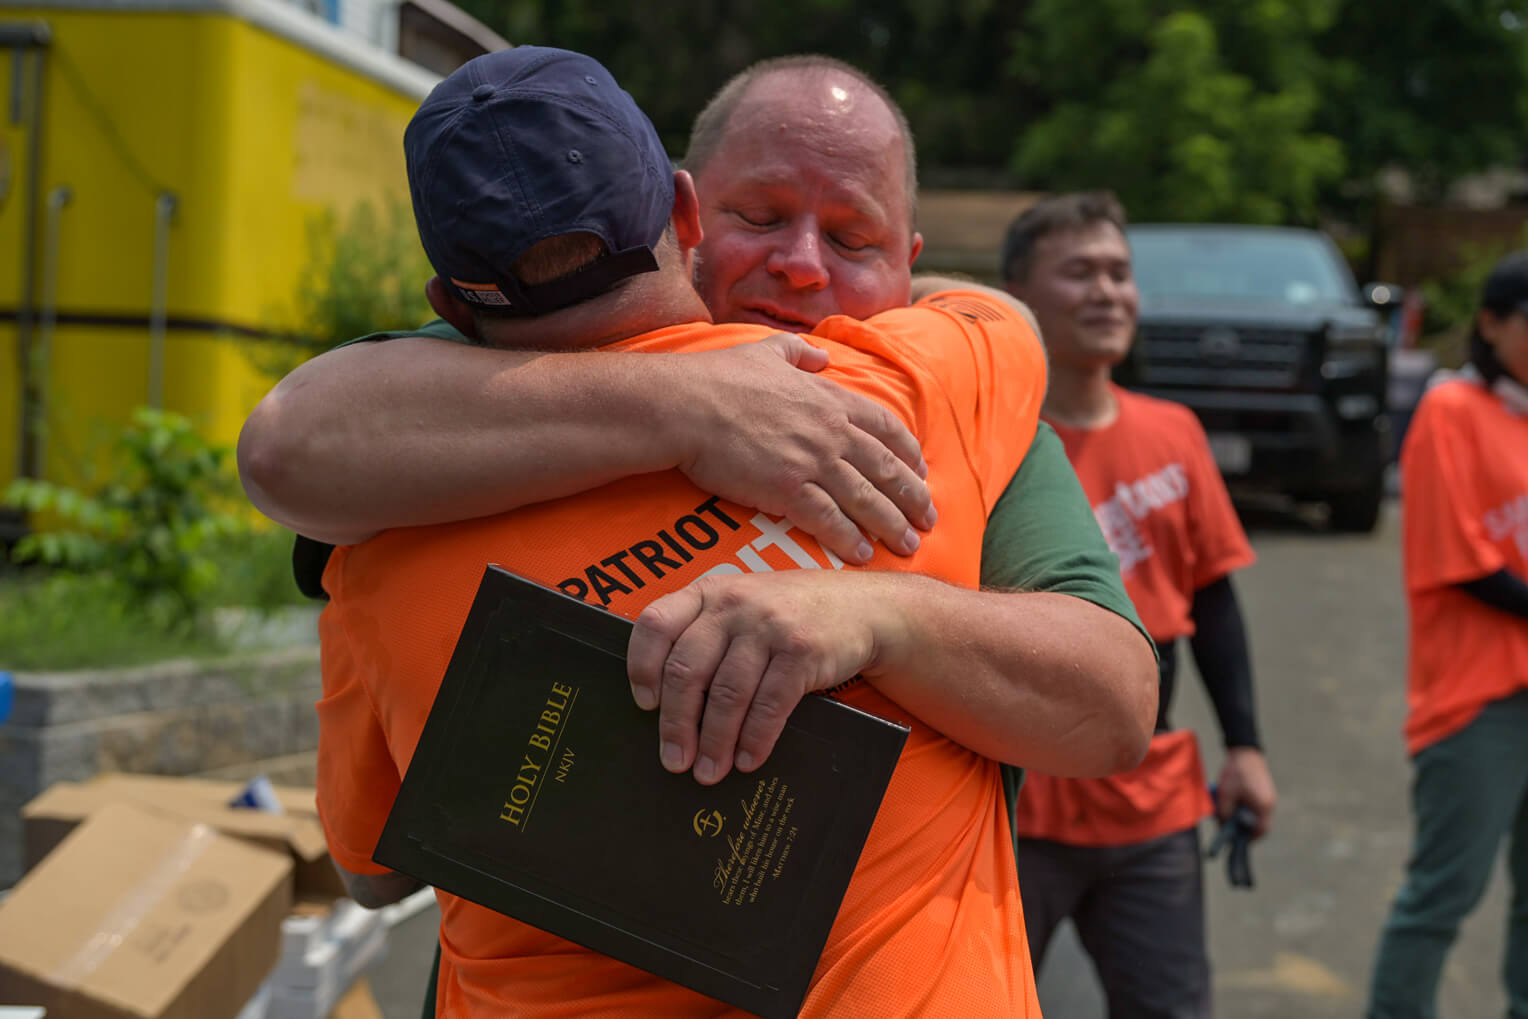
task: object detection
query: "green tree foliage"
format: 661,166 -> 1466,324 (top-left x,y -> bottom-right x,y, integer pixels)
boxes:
257,197 -> 434,379
452,0 -> 1528,226
1009,1 -> 1345,223
1316,1 -> 1528,203
452,0 -> 1028,172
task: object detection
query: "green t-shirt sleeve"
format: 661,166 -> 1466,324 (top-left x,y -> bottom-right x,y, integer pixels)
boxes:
980,422 -> 1150,649
339,318 -> 474,348
982,422 -> 1156,819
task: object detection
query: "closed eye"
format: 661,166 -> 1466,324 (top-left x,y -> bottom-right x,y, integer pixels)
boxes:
733,209 -> 779,228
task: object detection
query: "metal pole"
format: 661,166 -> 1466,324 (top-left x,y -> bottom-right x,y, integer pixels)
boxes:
147,191 -> 177,409
7,22 -> 51,478
35,184 -> 69,476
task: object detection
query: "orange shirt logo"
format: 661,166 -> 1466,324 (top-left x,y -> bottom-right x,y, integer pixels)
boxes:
1484,493 -> 1528,556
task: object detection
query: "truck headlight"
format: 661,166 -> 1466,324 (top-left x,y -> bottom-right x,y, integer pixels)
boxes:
1323,324 -> 1383,378
1336,394 -> 1379,419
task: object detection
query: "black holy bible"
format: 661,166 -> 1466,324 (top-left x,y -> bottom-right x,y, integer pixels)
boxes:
373,565 -> 910,1019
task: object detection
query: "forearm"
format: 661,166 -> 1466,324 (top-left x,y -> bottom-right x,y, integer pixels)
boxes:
1188,576 -> 1262,748
238,338 -> 686,543
866,575 -> 1158,777
1456,568 -> 1528,620
337,865 -> 424,909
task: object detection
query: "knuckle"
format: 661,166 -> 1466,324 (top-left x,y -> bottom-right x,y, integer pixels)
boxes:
753,667 -> 809,718
874,446 -> 903,486
847,473 -> 879,514
659,656 -> 700,695
702,677 -> 750,713
775,627 -> 818,662
787,487 -> 837,530
708,584 -> 748,616
634,602 -> 680,638
657,715 -> 692,746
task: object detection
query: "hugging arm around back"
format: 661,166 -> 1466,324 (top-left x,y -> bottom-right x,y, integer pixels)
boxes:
238,323 -> 933,562
629,292 -> 1158,783
263,295 -> 1158,781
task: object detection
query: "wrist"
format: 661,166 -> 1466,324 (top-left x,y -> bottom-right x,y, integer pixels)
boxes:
620,353 -> 703,473
858,572 -> 927,676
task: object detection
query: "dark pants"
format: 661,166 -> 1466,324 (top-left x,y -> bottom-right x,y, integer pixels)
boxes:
1367,690 -> 1528,1019
1016,827 -> 1211,1019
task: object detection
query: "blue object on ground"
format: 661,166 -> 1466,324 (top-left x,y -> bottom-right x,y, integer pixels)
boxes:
229,774 -> 285,814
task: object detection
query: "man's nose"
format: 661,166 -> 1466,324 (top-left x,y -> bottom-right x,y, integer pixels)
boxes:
765,223 -> 829,291
1089,272 -> 1122,303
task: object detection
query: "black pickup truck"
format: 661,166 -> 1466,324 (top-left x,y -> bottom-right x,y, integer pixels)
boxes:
1115,224 -> 1395,532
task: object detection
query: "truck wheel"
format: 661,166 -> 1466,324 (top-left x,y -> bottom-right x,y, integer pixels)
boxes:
1327,481 -> 1384,534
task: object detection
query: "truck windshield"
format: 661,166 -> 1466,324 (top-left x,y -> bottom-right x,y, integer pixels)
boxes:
1128,229 -> 1353,305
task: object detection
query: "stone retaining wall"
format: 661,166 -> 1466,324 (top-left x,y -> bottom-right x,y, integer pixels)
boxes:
0,646 -> 321,885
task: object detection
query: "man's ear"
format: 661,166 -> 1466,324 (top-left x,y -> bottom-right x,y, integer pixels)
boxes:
907,230 -> 924,269
425,276 -> 480,340
671,170 -> 703,254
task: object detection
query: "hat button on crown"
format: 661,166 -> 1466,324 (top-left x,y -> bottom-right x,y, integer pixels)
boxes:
567,150 -> 583,164
584,75 -> 598,85
472,84 -> 494,102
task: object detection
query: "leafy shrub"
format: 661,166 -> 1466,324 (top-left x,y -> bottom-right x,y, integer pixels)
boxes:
255,197 -> 435,379
1418,226 -> 1528,367
5,408 -> 248,629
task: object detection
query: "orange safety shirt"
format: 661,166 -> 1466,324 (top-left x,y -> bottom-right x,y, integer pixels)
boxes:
1399,376 -> 1528,756
316,293 -> 1049,1018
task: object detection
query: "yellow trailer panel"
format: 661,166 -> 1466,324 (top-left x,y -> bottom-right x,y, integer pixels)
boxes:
1,0 -> 441,503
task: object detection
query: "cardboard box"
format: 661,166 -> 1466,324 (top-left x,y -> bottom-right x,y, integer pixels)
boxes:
327,979 -> 383,1019
22,774 -> 348,899
0,802 -> 292,1019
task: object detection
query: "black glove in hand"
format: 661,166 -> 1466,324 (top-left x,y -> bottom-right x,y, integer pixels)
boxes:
1205,805 -> 1258,889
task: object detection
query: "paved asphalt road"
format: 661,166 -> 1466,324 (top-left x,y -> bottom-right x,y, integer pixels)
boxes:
365,500 -> 1516,1018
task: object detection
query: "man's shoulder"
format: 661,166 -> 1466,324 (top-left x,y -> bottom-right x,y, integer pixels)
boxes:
1418,374 -> 1489,417
846,288 -> 1043,369
911,289 -> 1024,327
611,320 -> 776,353
340,319 -> 471,349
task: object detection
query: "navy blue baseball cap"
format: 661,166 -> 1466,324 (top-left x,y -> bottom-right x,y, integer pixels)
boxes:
404,47 -> 675,317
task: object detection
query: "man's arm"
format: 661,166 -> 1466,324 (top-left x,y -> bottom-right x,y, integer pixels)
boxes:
334,864 -> 424,909
1189,576 -> 1277,838
1457,568 -> 1528,619
627,568 -> 1157,785
625,427 -> 1158,785
238,331 -> 933,562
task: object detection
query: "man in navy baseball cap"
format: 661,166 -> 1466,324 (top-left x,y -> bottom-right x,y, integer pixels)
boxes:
405,46 -> 676,319
308,42 -> 1148,1019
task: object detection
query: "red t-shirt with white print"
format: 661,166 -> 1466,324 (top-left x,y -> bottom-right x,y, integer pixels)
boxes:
1016,386 -> 1255,847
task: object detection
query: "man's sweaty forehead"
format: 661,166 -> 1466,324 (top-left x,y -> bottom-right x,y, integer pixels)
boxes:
728,70 -> 903,157
711,70 -> 912,222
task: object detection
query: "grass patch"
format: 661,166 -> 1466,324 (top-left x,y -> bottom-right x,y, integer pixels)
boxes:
0,528 -> 312,672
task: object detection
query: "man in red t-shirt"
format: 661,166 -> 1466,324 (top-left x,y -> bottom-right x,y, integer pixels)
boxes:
1001,192 -> 1278,1018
